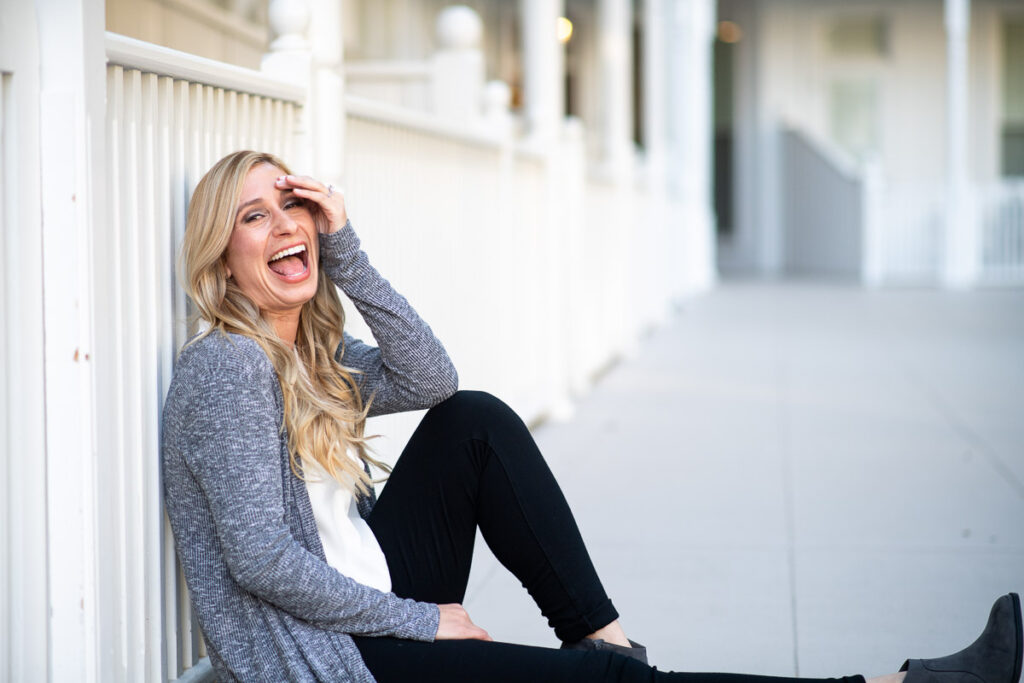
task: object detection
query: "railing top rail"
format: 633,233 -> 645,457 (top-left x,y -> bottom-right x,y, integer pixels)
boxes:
105,32 -> 305,103
345,94 -> 505,151
345,61 -> 433,80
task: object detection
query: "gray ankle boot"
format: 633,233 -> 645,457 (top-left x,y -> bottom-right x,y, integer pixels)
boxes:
901,593 -> 1022,683
561,637 -> 649,665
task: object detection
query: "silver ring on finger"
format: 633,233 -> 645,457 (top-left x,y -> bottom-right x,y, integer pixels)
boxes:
327,184 -> 335,198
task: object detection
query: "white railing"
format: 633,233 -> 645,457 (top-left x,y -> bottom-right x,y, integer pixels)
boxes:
868,181 -> 1024,287
876,183 -> 947,285
97,27 -> 691,681
977,181 -> 1024,284
101,32 -> 302,683
342,98 -> 565,452
342,98 -> 682,462
345,61 -> 433,112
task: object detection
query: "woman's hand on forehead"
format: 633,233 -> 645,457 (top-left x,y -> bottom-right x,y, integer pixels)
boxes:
275,174 -> 348,235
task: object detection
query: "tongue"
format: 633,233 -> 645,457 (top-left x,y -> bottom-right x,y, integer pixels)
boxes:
268,255 -> 305,276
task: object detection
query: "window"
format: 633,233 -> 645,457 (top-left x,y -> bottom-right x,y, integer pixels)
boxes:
1002,19 -> 1024,176
828,16 -> 888,58
829,79 -> 880,159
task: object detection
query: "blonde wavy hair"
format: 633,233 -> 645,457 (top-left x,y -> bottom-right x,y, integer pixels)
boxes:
179,150 -> 387,495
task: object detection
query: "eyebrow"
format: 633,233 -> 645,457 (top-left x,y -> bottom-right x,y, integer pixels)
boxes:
235,189 -> 296,218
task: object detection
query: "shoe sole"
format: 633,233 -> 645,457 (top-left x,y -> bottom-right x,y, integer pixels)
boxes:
1013,592 -> 1022,683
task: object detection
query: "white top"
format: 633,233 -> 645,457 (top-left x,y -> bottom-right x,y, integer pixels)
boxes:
302,452 -> 392,593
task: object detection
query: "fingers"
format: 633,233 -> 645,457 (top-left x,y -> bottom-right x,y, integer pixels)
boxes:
275,174 -> 329,194
274,174 -> 348,234
435,603 -> 493,642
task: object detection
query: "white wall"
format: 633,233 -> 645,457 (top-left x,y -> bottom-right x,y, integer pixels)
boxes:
106,0 -> 269,69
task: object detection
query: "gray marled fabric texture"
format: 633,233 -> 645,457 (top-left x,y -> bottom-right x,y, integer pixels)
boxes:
162,222 -> 458,682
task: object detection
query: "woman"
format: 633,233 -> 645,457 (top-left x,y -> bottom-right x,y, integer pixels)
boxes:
162,150 -> 1021,683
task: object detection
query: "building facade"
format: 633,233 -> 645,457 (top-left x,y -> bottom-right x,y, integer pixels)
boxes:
715,0 -> 1024,286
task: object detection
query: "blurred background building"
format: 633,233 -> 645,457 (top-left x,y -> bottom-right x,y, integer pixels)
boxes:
0,0 -> 1020,680
715,0 -> 1024,287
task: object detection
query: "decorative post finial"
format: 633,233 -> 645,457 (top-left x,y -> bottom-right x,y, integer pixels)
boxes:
267,0 -> 311,53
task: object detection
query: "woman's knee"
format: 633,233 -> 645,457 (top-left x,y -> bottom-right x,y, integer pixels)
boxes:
425,390 -> 525,436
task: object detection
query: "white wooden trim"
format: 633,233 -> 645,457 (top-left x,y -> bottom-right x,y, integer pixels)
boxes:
1,3 -> 49,678
105,32 -> 305,103
38,0 -> 106,677
0,69 -> 10,683
345,60 -> 432,80
344,94 -> 504,149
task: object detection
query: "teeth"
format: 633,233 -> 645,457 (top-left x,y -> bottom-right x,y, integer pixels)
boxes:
268,244 -> 306,262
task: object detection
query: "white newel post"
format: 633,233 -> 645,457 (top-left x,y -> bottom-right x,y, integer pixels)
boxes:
308,0 -> 346,184
482,79 -> 514,137
943,0 -> 976,288
520,0 -> 565,147
263,0 -> 314,172
432,6 -> 485,126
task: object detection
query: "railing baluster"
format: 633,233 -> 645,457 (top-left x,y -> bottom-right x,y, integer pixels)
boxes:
104,40 -> 304,679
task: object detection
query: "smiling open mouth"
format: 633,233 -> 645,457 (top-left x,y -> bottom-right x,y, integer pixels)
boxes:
267,244 -> 308,277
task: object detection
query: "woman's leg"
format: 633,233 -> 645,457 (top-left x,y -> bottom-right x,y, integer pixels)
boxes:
357,391 -> 872,683
366,390 -> 617,642
352,636 -> 866,683
353,638 -> 653,683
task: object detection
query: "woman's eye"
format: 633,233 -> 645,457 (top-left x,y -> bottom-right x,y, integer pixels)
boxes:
243,212 -> 264,224
284,198 -> 305,210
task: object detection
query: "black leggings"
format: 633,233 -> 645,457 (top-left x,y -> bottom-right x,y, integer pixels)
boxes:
353,391 -> 862,683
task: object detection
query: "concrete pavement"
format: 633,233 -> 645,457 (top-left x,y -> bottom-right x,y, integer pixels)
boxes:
462,281 -> 1024,678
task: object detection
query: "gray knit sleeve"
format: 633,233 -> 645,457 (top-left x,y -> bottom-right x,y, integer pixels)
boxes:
319,222 -> 458,416
171,337 -> 440,640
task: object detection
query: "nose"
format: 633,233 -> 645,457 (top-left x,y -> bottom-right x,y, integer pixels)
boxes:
270,205 -> 299,236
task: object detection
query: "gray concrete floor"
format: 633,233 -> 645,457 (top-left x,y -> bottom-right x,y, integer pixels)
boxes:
462,281 -> 1024,678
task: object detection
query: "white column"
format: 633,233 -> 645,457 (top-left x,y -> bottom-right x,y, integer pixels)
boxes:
263,0 -> 314,172
0,1 -> 48,680
944,0 -> 976,288
666,0 -> 717,293
432,6 -> 486,126
36,0 -> 106,678
520,0 -> 565,146
643,0 -> 667,178
688,0 -> 715,231
597,0 -> 633,174
641,0 -> 669,322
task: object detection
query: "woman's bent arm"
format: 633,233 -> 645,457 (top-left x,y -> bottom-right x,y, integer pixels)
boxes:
163,335 -> 440,640
320,222 -> 458,415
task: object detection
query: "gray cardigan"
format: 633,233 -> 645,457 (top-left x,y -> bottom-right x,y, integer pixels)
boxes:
162,222 -> 459,682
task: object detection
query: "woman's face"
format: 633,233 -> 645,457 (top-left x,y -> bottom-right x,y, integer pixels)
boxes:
224,163 -> 319,324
